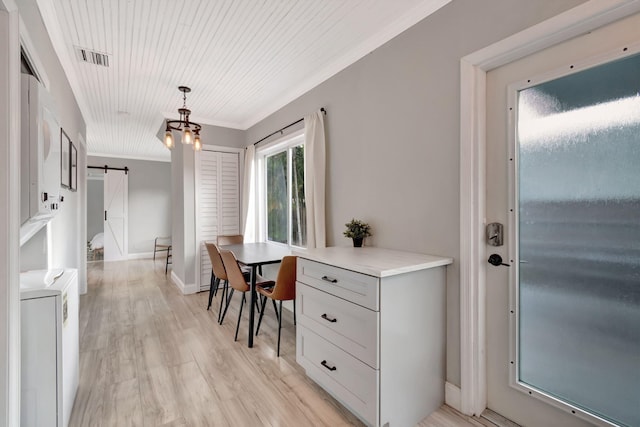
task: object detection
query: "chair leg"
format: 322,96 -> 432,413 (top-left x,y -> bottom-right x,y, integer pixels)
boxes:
272,299 -> 279,322
220,288 -> 234,325
256,295 -> 269,336
207,276 -> 218,310
277,301 -> 283,357
218,280 -> 228,323
293,299 -> 296,326
165,247 -> 171,275
234,293 -> 246,342
212,272 -> 219,297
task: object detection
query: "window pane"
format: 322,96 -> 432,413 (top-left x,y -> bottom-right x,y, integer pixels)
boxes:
291,145 -> 306,247
517,53 -> 640,426
266,151 -> 287,244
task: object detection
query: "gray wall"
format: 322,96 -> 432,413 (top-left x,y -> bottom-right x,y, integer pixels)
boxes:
88,156 -> 172,255
17,0 -> 87,280
86,178 -> 103,242
245,0 -> 587,387
171,123 -> 245,288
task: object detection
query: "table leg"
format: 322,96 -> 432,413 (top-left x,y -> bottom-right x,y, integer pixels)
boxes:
248,265 -> 257,347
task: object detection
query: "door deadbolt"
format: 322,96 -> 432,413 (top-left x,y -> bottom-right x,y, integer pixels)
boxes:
486,222 -> 504,246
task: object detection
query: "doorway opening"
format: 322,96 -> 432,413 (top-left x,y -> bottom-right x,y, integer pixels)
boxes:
86,170 -> 104,261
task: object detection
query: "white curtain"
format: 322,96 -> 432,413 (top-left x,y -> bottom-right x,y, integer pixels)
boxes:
241,145 -> 257,243
304,110 -> 326,249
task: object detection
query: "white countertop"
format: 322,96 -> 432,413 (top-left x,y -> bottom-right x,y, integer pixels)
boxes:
20,269 -> 78,299
293,246 -> 453,277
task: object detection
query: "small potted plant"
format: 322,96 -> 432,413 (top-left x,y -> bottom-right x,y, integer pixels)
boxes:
343,218 -> 372,247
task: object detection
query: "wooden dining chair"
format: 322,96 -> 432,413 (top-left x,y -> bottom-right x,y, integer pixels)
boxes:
216,234 -> 244,246
216,234 -> 265,277
153,236 -> 172,260
255,256 -> 297,357
205,243 -> 252,322
219,249 -> 275,342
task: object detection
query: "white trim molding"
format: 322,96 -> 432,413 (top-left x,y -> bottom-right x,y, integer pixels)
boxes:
128,252 -> 154,260
0,3 -> 21,425
170,270 -> 198,295
445,382 -> 462,413
459,0 -> 640,417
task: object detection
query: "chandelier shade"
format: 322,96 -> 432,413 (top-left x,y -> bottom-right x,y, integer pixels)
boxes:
164,86 -> 202,151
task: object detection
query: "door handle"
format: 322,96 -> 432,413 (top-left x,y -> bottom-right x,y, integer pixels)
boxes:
321,313 -> 337,323
488,254 -> 510,267
104,210 -> 107,221
321,360 -> 337,371
321,276 -> 338,283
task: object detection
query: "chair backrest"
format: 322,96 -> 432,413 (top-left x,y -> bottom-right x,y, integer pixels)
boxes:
270,256 -> 297,301
217,234 -> 244,246
219,249 -> 250,293
205,242 -> 227,281
155,236 -> 171,246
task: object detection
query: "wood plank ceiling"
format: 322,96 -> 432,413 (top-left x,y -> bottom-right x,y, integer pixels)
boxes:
37,0 -> 450,161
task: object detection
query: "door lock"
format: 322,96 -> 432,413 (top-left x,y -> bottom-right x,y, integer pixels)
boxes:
486,223 -> 504,246
488,254 -> 510,267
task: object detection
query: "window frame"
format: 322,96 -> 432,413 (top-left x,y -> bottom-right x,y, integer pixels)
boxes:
256,129 -> 306,248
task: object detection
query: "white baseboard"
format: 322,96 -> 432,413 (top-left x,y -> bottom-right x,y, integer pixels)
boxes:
170,270 -> 197,295
128,252 -> 154,260
445,382 -> 462,412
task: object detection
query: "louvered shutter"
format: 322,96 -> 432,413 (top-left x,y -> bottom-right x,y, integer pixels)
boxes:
198,150 -> 240,291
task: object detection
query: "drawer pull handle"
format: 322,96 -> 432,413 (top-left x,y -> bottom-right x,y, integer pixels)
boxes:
321,360 -> 337,371
321,313 -> 337,323
321,275 -> 338,283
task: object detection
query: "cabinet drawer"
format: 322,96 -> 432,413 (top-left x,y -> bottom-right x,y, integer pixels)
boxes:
297,283 -> 378,368
297,326 -> 378,426
297,258 -> 379,310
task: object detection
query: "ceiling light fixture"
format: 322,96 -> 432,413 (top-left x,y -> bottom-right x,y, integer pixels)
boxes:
164,86 -> 202,151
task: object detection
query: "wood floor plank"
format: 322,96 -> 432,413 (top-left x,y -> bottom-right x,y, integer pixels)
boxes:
103,378 -> 144,427
69,259 -> 487,427
138,364 -> 184,425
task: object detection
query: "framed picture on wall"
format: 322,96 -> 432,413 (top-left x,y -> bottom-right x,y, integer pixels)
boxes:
70,143 -> 77,191
61,129 -> 71,188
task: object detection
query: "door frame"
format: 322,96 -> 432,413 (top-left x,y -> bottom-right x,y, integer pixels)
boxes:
0,2 -> 20,425
458,0 -> 640,416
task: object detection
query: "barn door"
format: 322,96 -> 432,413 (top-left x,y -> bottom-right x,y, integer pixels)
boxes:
103,169 -> 128,261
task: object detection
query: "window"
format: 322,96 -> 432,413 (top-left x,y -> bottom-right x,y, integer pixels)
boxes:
259,132 -> 306,247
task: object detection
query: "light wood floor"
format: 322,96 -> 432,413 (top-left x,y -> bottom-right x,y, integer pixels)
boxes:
71,259 -> 493,427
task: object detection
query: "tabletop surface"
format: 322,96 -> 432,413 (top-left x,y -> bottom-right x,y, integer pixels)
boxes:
220,242 -> 292,266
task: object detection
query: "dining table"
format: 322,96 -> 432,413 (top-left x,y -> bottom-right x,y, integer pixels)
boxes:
220,242 -> 292,348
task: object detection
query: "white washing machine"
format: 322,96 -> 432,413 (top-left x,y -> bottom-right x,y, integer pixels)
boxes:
20,269 -> 79,427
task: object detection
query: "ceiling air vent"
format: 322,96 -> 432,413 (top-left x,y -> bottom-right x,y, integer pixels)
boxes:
74,46 -> 110,67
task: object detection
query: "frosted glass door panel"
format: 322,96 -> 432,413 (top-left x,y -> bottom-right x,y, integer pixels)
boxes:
517,53 -> 640,426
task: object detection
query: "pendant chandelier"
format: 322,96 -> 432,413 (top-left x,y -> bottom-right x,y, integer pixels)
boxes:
164,86 -> 202,151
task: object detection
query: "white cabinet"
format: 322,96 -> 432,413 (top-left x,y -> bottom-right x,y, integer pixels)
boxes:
20,269 -> 79,427
295,247 -> 452,427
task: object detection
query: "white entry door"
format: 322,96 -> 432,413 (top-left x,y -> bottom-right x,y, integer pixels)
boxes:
485,13 -> 640,427
103,169 -> 128,261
